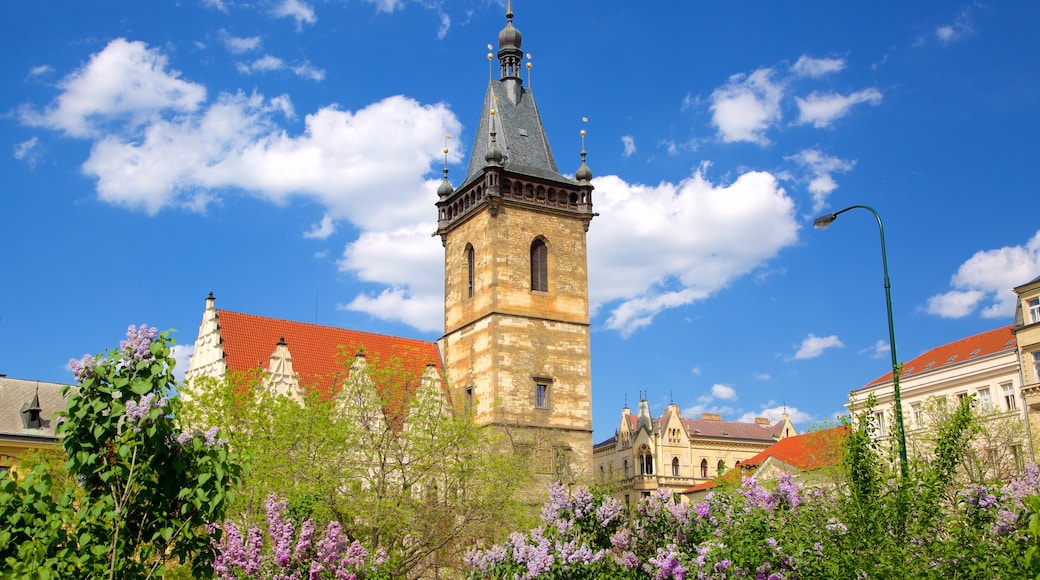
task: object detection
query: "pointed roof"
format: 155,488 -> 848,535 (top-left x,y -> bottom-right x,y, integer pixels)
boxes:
595,408 -> 786,448
214,309 -> 441,398
464,81 -> 567,185
862,325 -> 1016,388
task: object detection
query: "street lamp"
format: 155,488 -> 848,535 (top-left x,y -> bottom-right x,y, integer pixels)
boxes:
814,204 -> 909,479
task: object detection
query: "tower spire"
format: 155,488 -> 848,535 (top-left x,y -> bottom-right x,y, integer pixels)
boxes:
576,117 -> 592,182
497,0 -> 523,81
437,135 -> 453,199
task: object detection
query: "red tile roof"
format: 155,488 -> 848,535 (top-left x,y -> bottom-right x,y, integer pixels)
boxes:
864,325 -> 1016,388
216,309 -> 442,398
737,426 -> 847,471
682,427 -> 846,494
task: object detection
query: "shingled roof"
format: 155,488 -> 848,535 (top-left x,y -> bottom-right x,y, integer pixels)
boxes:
214,309 -> 442,398
863,325 -> 1016,388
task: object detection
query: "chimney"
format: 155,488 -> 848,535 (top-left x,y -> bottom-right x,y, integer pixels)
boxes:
701,413 -> 722,421
755,417 -> 771,426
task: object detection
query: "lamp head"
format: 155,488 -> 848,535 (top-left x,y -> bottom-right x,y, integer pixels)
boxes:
813,213 -> 838,230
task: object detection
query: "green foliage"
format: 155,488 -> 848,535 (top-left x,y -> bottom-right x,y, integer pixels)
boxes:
182,345 -> 535,578
0,326 -> 244,579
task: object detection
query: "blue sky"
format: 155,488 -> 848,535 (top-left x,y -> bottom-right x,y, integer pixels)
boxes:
3,0 -> 1039,441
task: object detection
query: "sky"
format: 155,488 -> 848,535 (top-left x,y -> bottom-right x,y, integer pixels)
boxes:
3,0 -> 1040,442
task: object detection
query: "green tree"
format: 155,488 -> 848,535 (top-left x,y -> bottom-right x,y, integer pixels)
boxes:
182,346 -> 534,579
0,325 -> 244,579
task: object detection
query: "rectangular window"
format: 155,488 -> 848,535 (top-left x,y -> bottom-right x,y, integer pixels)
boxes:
1003,383 -> 1017,411
530,240 -> 548,292
466,247 -> 475,299
911,402 -> 924,429
536,383 -> 548,408
871,411 -> 887,437
1034,352 -> 1040,382
1029,298 -> 1040,324
977,387 -> 992,410
464,387 -> 474,413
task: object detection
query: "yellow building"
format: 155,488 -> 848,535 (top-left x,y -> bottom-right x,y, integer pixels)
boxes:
0,376 -> 70,475
593,397 -> 794,505
1015,275 -> 1040,455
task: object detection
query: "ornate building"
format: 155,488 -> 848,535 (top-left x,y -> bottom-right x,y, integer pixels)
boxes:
593,397 -> 794,504
187,6 -> 597,482
434,4 -> 596,481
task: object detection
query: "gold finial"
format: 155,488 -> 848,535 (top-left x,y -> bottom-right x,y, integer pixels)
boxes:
487,44 -> 494,81
526,53 -> 532,86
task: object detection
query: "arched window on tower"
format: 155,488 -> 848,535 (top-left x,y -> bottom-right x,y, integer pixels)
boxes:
672,457 -> 680,477
623,459 -> 629,479
465,245 -> 475,298
530,238 -> 548,292
700,458 -> 708,478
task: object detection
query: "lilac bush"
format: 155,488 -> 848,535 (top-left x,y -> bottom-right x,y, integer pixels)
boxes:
211,493 -> 389,579
463,464 -> 1040,579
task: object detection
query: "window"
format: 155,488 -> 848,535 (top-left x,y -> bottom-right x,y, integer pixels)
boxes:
700,458 -> 708,478
464,387 -> 474,414
717,460 -> 726,476
671,457 -> 680,476
639,446 -> 653,475
536,383 -> 548,408
530,238 -> 548,291
1003,383 -> 1017,411
623,460 -> 630,479
465,245 -> 475,298
1030,298 -> 1040,324
1034,352 -> 1040,382
871,411 -> 887,437
977,387 -> 992,410
911,402 -> 924,429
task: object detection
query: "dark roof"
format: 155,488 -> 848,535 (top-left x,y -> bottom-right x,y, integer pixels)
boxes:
463,81 -> 576,188
595,411 -> 782,448
214,309 -> 442,398
862,325 -> 1015,388
0,376 -> 71,439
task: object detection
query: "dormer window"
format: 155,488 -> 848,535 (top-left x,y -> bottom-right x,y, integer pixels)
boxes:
1029,298 -> 1040,324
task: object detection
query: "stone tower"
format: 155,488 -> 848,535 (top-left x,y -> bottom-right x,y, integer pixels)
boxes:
435,4 -> 596,483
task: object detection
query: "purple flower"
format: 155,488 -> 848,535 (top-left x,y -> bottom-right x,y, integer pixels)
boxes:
596,496 -> 623,526
121,324 -> 159,365
69,354 -> 97,382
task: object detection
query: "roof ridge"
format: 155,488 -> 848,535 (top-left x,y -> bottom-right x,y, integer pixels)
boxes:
216,309 -> 430,344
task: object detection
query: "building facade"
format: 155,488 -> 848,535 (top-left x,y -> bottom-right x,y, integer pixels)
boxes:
847,325 -> 1029,480
434,6 -> 596,481
593,397 -> 793,504
1015,275 -> 1040,455
0,376 -> 70,474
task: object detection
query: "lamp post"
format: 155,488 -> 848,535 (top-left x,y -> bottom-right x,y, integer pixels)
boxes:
814,204 -> 909,479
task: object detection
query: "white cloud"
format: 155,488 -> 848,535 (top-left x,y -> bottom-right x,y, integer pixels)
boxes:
792,333 -> 844,360
924,230 -> 1040,318
588,167 -> 799,336
736,404 -> 812,425
250,55 -> 285,72
785,148 -> 855,213
437,13 -> 451,39
224,34 -> 261,54
859,339 -> 890,360
29,65 -> 53,77
709,68 -> 783,145
291,61 -> 326,81
366,0 -> 404,13
621,135 -> 636,157
273,0 -> 317,29
171,344 -> 194,383
790,56 -> 845,78
201,0 -> 228,12
753,372 -> 771,381
19,39 -> 206,138
304,214 -> 336,239
711,384 -> 738,400
338,223 -> 444,332
935,9 -> 975,45
795,88 -> 882,128
13,137 -> 43,168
